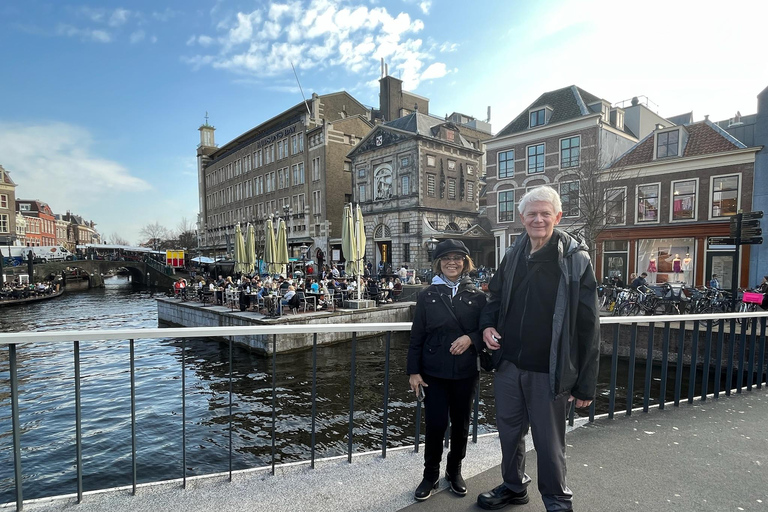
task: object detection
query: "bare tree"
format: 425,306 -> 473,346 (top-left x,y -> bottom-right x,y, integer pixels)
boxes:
139,222 -> 170,250
175,217 -> 197,250
109,233 -> 130,246
559,130 -> 636,261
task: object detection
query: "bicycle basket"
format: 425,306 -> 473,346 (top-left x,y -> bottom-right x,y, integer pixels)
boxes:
743,292 -> 764,304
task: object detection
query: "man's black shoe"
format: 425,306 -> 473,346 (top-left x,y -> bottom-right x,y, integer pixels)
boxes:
445,470 -> 467,496
477,483 -> 529,510
414,477 -> 439,501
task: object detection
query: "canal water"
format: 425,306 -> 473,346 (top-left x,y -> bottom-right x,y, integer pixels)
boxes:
0,277 -> 722,504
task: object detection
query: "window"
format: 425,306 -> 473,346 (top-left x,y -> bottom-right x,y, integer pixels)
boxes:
291,135 -> 298,154
402,222 -> 410,234
448,178 -> 456,199
403,243 -> 410,262
637,183 -> 660,222
499,190 -> 515,222
358,166 -> 366,178
530,109 -> 545,128
0,194 -> 7,209
359,184 -> 366,202
313,190 -> 321,214
656,130 -> 679,158
401,175 -> 410,195
448,159 -> 456,170
467,182 -> 475,202
278,169 -> 284,189
560,181 -> 579,217
427,174 -> 436,196
277,140 -> 285,160
671,179 -> 697,220
711,175 -> 739,217
427,155 -> 436,167
312,158 -> 321,181
293,162 -> 304,185
498,150 -> 514,178
560,136 -> 580,168
527,144 -> 545,173
401,156 -> 409,167
298,135 -> 304,152
0,214 -> 8,233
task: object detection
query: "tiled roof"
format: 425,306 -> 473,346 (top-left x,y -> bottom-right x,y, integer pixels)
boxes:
496,85 -> 603,137
1,169 -> 15,185
385,112 -> 474,148
611,120 -> 744,168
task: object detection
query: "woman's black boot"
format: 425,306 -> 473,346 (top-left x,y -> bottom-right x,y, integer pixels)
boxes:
446,466 -> 467,496
414,477 -> 439,501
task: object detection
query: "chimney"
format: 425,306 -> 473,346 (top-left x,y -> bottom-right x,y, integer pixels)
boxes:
381,58 -> 384,78
704,114 -> 709,121
487,106 -> 491,123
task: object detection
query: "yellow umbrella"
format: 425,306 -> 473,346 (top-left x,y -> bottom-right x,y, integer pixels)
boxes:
265,218 -> 278,275
341,204 -> 358,276
275,218 -> 290,277
234,223 -> 246,274
244,223 -> 256,274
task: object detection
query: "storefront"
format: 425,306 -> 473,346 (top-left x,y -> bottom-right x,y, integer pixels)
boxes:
636,237 -> 696,285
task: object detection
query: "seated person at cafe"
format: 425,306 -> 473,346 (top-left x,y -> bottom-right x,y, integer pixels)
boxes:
281,286 -> 299,309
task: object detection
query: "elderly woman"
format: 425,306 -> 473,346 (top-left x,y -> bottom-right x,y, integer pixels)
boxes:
407,239 -> 487,501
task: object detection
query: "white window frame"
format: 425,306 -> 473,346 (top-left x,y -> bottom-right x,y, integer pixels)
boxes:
0,213 -> 8,233
559,135 -> 580,169
427,174 -> 436,197
448,178 -> 456,199
559,180 -> 580,218
526,143 -> 545,174
401,175 -> 410,195
635,182 -> 662,224
497,189 -> 515,224
359,184 -> 366,202
0,194 -> 7,209
669,177 -> 699,222
497,149 -> 514,179
708,173 -> 741,220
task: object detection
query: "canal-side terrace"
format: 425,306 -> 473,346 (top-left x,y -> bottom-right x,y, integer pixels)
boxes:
2,313 -> 768,512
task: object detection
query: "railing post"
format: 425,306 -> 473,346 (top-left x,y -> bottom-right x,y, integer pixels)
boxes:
130,338 -> 137,495
608,324 -> 619,419
747,317 -> 757,390
271,334 -> 277,476
737,318 -> 748,393
659,322 -> 671,410
228,337 -> 233,481
726,319 -> 737,396
382,331 -> 391,457
311,333 -> 318,468
10,344 -> 24,511
347,332 -> 357,464
758,318 -> 767,389
643,322 -> 655,413
701,321 -> 713,401
674,321 -> 685,406
687,320 -> 700,404
74,340 -> 83,503
626,323 -> 638,416
714,320 -> 725,398
182,337 -> 187,488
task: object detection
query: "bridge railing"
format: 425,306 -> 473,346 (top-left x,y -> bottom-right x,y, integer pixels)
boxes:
2,313 -> 768,510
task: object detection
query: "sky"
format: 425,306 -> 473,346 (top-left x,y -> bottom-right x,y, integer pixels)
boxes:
2,0 -> 767,245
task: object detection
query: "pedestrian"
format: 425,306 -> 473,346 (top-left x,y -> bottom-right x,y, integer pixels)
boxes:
709,273 -> 720,289
476,186 -> 599,512
407,239 -> 487,501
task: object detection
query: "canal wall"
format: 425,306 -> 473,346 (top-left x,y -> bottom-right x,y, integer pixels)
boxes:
156,297 -> 414,354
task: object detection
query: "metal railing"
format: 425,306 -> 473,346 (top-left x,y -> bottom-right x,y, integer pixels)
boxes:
2,312 -> 768,510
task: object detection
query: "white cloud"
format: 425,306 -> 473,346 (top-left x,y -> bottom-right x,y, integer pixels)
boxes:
419,1 -> 432,14
57,24 -> 113,43
129,30 -> 145,44
0,121 -> 152,218
109,9 -> 131,27
186,0 -> 454,89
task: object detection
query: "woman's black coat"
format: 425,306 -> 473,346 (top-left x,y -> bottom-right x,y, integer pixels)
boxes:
407,277 -> 487,380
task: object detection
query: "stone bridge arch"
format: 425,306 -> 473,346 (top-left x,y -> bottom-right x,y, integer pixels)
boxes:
31,260 -> 173,288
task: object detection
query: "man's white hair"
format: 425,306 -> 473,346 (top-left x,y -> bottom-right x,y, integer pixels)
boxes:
517,186 -> 562,215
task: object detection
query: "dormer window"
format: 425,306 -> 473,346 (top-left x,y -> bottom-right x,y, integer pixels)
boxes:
530,109 -> 547,128
656,130 -> 679,158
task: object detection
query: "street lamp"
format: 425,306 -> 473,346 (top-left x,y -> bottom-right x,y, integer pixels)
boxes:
299,243 -> 308,279
425,237 -> 439,260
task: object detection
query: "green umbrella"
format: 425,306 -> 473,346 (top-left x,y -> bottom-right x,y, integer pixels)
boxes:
265,218 -> 278,275
275,218 -> 289,277
244,223 -> 256,274
234,223 -> 246,274
342,203 -> 358,276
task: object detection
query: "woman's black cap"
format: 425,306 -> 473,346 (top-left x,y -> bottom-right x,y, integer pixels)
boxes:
433,239 -> 469,261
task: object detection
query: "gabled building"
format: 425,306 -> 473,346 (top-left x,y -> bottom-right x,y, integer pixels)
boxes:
16,199 -> 56,246
601,119 -> 761,288
348,111 -> 492,270
197,91 -> 373,266
14,213 -> 26,247
484,85 -> 644,265
0,165 -> 17,246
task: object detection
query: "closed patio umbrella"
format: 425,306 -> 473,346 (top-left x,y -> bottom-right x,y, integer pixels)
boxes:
264,218 -> 278,275
234,223 -> 246,274
341,203 -> 358,277
244,223 -> 256,274
275,218 -> 289,277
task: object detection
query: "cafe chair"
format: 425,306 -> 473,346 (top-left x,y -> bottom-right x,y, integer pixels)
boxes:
298,291 -> 316,312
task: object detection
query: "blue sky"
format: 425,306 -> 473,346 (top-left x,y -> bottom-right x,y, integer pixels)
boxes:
1,0 -> 767,245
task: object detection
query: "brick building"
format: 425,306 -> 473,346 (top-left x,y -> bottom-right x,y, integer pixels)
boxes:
0,165 -> 17,246
16,199 -> 56,246
197,92 -> 374,266
600,120 -> 760,288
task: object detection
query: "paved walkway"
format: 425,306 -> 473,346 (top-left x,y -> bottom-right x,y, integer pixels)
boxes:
13,388 -> 768,512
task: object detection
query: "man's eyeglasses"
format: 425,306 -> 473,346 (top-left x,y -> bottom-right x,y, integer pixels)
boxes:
441,255 -> 465,262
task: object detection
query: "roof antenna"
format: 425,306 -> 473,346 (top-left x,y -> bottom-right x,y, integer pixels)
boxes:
291,61 -> 312,116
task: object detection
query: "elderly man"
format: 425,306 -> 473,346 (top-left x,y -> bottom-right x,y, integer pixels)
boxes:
477,186 -> 600,512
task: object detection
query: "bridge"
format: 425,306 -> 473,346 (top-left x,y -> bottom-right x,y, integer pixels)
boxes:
26,260 -> 176,289
1,314 -> 767,511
